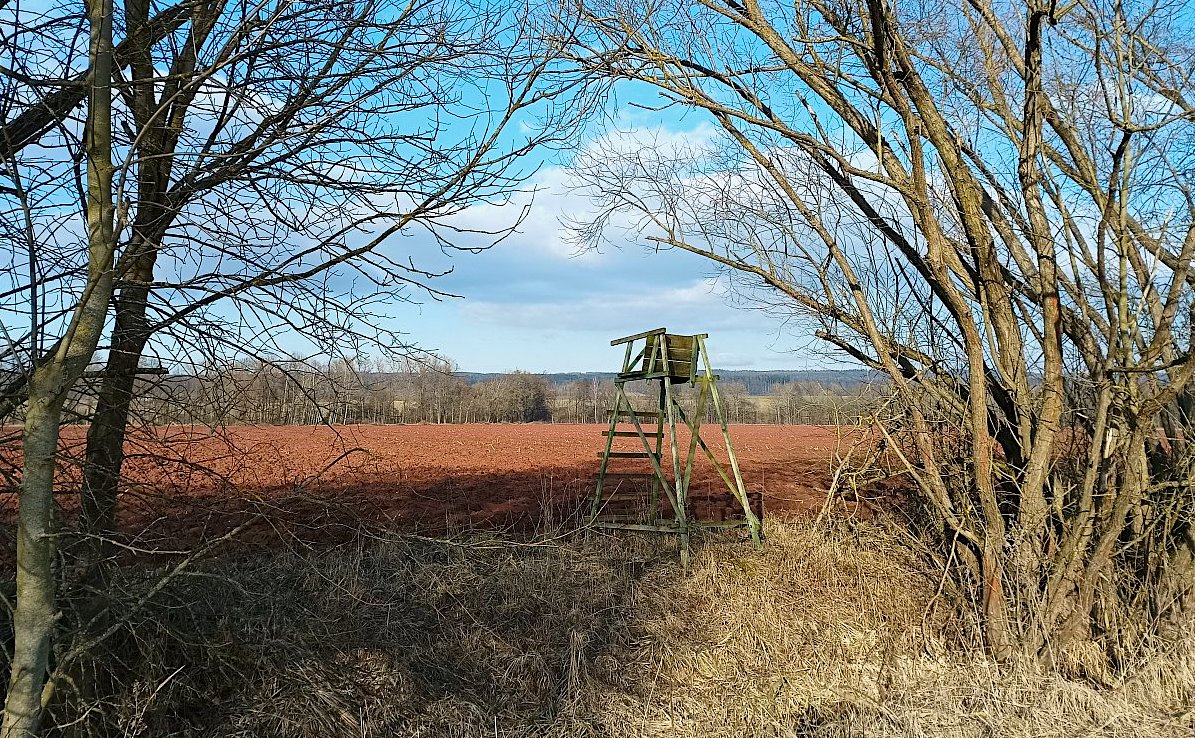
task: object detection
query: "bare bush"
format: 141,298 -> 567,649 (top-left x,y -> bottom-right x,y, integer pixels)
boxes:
557,0 -> 1195,661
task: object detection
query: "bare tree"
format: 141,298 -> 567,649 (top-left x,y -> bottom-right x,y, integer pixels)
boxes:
0,0 -> 120,732
498,370 -> 552,422
560,0 -> 1195,661
0,0 -> 590,731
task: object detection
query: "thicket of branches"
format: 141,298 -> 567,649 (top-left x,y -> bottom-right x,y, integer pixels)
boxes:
558,0 -> 1195,663
0,0 -> 591,732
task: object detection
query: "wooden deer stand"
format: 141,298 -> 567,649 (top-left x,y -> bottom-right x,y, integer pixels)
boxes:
592,328 -> 763,564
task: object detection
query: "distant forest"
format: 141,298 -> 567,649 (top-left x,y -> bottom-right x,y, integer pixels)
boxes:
40,360 -> 888,427
459,369 -> 880,397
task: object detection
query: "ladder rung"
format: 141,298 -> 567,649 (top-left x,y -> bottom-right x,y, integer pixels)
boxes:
616,371 -> 679,381
600,451 -> 660,459
607,409 -> 661,420
603,430 -> 653,437
595,472 -> 656,478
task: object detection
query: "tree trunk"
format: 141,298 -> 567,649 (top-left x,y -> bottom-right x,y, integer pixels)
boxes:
2,0 -> 117,731
3,385 -> 64,737
80,280 -> 152,580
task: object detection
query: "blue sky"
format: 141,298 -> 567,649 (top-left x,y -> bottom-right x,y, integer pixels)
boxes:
374,21 -> 871,375
398,229 -> 815,373
389,140 -> 828,373
0,5 -> 842,375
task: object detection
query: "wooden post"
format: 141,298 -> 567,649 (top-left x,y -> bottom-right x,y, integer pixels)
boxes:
701,338 -> 762,546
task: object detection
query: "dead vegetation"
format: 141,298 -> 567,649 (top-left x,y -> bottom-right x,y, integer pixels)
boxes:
9,517 -> 1188,737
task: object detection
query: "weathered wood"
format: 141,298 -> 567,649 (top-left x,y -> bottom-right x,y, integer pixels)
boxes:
703,333 -> 762,547
610,327 -> 668,346
607,409 -> 661,420
593,471 -> 654,478
592,519 -> 755,532
592,329 -> 763,558
644,333 -> 697,381
594,383 -> 680,518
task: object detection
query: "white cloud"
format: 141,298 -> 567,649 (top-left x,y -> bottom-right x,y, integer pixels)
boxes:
709,351 -> 758,368
392,116 -> 837,370
439,165 -> 600,261
441,117 -> 726,263
457,275 -> 758,335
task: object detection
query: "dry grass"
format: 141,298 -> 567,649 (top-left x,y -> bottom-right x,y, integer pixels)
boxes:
30,518 -> 1195,737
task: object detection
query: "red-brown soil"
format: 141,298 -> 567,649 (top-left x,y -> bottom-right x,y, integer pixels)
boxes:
1,424 -> 892,554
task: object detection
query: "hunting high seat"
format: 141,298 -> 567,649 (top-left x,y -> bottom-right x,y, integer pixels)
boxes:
594,327 -> 763,565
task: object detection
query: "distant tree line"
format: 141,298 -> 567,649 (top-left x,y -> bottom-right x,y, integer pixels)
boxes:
458,369 -> 880,397
78,356 -> 888,427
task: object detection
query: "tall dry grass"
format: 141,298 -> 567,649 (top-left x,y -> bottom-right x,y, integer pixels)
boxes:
12,518 -> 1195,737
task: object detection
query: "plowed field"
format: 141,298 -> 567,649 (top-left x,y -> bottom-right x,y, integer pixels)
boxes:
2,424 -> 890,552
